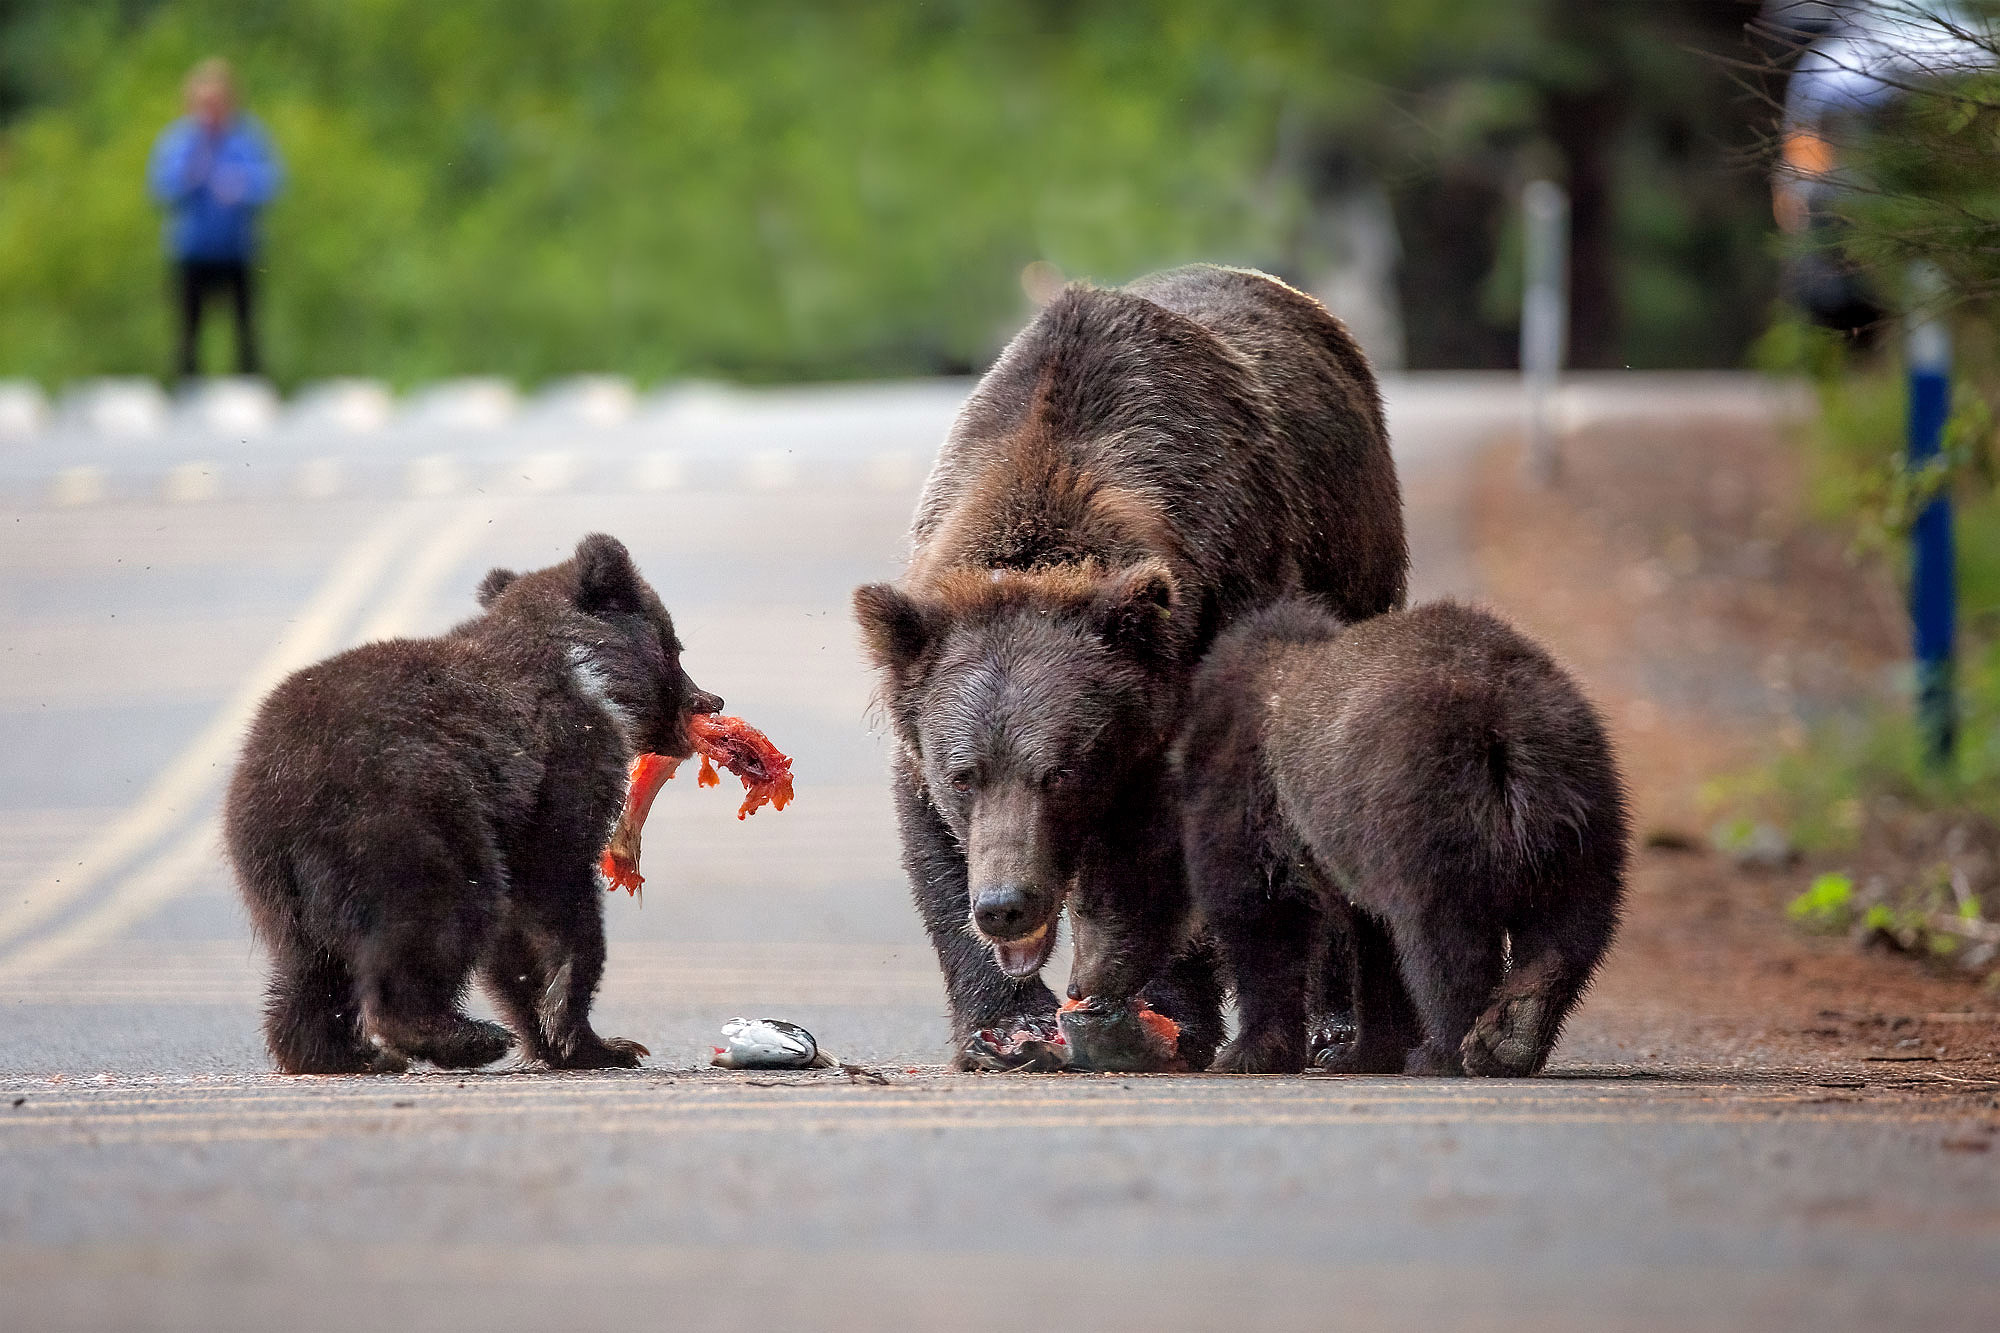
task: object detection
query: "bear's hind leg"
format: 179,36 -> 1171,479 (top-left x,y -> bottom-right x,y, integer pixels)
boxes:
1463,877 -> 1620,1076
478,922 -> 556,1065
1314,906 -> 1423,1075
350,857 -> 512,1070
1386,900 -> 1505,1077
1209,898 -> 1316,1074
261,915 -> 405,1075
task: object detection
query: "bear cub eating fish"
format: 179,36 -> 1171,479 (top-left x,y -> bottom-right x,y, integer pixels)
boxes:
224,533 -> 720,1074
1180,598 -> 1627,1077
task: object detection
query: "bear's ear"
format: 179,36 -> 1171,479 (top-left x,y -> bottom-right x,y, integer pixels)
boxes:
475,568 -> 519,609
573,533 -> 643,616
1089,560 -> 1182,663
853,582 -> 939,676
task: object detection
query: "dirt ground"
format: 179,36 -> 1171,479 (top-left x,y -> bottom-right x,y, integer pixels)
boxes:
1467,424 -> 2000,1088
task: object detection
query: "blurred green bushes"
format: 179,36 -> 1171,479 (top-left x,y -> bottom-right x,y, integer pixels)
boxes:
0,0 -> 1778,386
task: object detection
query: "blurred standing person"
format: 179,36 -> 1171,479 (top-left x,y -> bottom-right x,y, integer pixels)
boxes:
147,58 -> 282,380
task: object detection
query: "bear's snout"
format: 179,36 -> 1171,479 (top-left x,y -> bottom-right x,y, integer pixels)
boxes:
973,883 -> 1041,940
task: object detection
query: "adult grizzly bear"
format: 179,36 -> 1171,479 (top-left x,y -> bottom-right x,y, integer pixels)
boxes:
853,265 -> 1406,1067
1179,598 -> 1627,1076
225,534 -> 722,1073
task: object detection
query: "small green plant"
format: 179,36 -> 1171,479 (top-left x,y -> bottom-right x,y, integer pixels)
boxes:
1788,872 -> 1856,933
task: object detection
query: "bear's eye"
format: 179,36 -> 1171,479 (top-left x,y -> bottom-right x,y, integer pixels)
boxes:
949,769 -> 975,794
1044,769 -> 1078,790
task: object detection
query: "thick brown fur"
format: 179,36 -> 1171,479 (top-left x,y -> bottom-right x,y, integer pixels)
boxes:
1179,598 -> 1628,1076
223,534 -> 721,1074
853,265 -> 1407,1067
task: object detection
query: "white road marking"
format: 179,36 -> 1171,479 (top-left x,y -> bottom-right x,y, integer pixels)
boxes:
351,498 -> 518,644
294,457 -> 343,499
0,818 -> 219,984
406,453 -> 462,497
0,497 -> 522,980
162,461 -> 218,504
49,466 -> 106,507
512,451 -> 574,494
632,452 -> 684,491
744,451 -> 798,490
0,501 -> 432,961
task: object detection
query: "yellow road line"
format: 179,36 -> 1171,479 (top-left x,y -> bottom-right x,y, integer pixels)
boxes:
0,497 -> 520,981
0,501 -> 435,958
0,821 -> 220,984
0,1085 -> 1936,1121
351,498 -> 519,644
2,1107 -> 1985,1149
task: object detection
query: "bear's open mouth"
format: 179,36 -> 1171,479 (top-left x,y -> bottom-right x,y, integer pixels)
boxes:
989,922 -> 1056,978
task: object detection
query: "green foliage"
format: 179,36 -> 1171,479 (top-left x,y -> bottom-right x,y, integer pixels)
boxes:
0,0 -> 1779,386
1787,872 -> 1855,932
1743,285 -> 2000,849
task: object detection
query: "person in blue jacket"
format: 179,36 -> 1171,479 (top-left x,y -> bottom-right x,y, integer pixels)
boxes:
147,59 -> 282,380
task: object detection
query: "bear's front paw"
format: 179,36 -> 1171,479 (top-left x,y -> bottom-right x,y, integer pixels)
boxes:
1210,1028 -> 1305,1075
550,1034 -> 650,1070
1306,1013 -> 1358,1067
958,1014 -> 1067,1072
1312,1035 -> 1414,1075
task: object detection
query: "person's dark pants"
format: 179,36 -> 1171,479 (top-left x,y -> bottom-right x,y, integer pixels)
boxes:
174,258 -> 261,379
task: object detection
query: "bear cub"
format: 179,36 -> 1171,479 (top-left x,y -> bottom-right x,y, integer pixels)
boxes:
224,533 -> 721,1074
1179,598 -> 1627,1076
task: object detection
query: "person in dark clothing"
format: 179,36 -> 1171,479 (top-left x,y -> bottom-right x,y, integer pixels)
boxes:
147,59 -> 283,380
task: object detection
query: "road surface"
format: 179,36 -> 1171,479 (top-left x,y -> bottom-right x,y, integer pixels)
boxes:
2,372 -> 1991,1332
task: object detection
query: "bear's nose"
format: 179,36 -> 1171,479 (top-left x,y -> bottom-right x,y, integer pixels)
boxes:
689,688 -> 724,715
973,884 -> 1038,940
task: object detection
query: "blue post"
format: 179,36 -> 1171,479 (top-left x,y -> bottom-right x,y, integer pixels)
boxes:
1906,300 -> 1955,769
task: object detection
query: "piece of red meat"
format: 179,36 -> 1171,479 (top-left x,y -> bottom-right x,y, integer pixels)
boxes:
598,716 -> 794,895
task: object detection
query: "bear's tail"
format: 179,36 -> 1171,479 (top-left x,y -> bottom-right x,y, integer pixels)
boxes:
1393,661 -> 1622,890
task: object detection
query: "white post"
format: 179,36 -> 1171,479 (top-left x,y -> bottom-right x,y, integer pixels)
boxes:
1521,179 -> 1570,484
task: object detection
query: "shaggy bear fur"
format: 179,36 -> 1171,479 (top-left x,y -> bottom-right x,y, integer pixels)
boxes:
1179,598 -> 1628,1076
223,533 -> 722,1074
852,265 -> 1406,1066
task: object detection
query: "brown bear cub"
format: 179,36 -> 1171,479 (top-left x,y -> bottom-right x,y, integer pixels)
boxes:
223,533 -> 721,1074
853,265 -> 1406,1069
1180,598 -> 1627,1076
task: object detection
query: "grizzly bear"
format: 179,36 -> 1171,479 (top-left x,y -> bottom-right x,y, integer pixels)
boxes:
223,533 -> 722,1074
852,265 -> 1406,1068
1179,598 -> 1628,1076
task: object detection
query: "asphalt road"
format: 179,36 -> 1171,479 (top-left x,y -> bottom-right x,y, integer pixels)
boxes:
3,372 -> 1992,1332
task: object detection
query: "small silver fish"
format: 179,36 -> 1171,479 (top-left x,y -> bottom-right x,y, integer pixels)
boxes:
711,1017 -> 836,1070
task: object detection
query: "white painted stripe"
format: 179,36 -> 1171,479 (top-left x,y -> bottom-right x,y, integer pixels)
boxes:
406,453 -> 461,497
0,818 -> 219,984
632,452 -> 684,491
294,457 -> 343,499
49,466 -> 106,507
743,451 -> 798,490
162,461 -> 218,504
0,497 -> 522,979
0,501 -> 432,959
351,498 -> 518,644
512,451 -> 575,494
